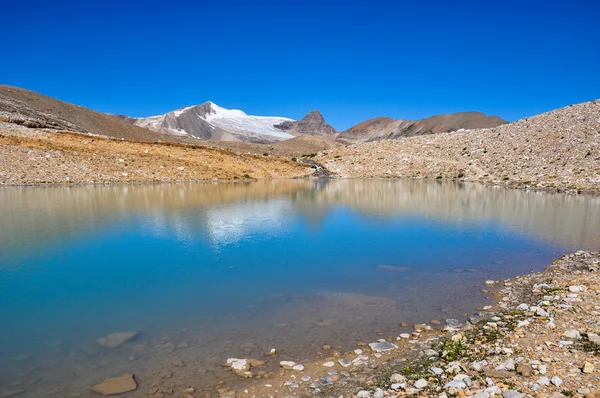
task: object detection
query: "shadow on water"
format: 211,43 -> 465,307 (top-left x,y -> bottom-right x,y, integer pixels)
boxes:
0,180 -> 599,397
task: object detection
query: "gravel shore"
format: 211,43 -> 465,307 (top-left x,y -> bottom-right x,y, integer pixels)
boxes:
214,251 -> 600,398
319,100 -> 600,194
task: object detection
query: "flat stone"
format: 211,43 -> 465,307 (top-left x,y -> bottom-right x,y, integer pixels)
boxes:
338,358 -> 351,367
97,332 -> 138,348
563,329 -> 581,339
323,361 -> 335,367
414,379 -> 428,389
368,341 -> 397,353
292,364 -> 304,371
583,361 -> 595,373
91,374 -> 137,395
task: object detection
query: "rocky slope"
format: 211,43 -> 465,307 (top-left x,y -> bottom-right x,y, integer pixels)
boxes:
0,85 -> 191,144
338,112 -> 507,144
319,100 -> 600,193
274,110 -> 337,137
132,102 -> 296,143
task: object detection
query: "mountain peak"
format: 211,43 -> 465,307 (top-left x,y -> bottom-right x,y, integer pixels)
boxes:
302,110 -> 325,122
274,110 -> 336,136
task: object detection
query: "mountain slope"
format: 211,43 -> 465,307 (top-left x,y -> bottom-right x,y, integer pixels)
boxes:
0,85 -> 187,143
319,100 -> 600,193
339,111 -> 507,144
132,102 -> 295,143
274,110 -> 337,137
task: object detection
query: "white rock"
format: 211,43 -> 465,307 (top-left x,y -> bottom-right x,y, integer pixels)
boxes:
414,379 -> 428,389
516,303 -> 529,311
430,366 -> 444,375
322,361 -> 335,367
569,285 -> 586,292
551,376 -> 563,387
390,373 -> 406,383
292,364 -> 304,371
279,361 -> 296,369
444,379 -> 467,389
373,388 -> 384,398
357,391 -> 371,398
495,358 -> 515,371
536,376 -> 550,386
399,333 -> 410,339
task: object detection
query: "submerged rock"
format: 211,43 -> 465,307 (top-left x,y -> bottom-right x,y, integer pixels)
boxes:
97,332 -> 138,348
91,374 -> 137,395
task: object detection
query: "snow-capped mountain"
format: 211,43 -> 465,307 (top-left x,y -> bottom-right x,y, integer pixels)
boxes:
132,102 -> 296,143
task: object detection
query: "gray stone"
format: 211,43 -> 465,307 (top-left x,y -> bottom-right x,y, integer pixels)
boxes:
368,341 -> 397,353
445,319 -> 461,327
414,379 -> 428,389
562,329 -> 581,339
502,390 -> 525,398
588,332 -> 600,345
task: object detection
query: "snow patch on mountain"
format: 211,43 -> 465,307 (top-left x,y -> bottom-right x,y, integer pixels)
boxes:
204,102 -> 293,139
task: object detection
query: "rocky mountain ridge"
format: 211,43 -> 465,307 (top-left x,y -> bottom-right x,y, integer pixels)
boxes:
337,112 -> 507,144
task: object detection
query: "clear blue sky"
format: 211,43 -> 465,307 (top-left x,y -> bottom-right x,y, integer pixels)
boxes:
2,0 -> 599,129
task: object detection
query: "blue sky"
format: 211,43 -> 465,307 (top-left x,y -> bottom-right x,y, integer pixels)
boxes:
2,0 -> 599,130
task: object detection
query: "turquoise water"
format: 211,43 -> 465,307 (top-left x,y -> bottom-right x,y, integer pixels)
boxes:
1,180 -> 599,397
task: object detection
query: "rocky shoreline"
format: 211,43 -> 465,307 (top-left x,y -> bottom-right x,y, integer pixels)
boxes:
210,251 -> 600,398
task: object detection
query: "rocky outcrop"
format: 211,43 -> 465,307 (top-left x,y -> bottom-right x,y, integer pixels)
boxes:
338,112 -> 507,144
274,110 -> 337,136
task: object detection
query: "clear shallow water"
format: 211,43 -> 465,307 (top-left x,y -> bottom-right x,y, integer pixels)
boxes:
1,180 -> 599,397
